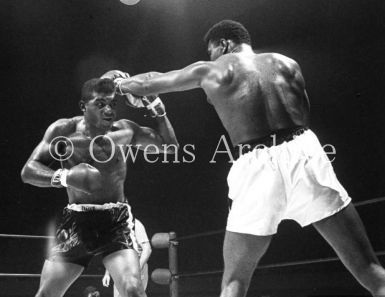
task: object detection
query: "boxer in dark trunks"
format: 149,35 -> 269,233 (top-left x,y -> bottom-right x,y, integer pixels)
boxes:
102,20 -> 385,297
21,78 -> 178,297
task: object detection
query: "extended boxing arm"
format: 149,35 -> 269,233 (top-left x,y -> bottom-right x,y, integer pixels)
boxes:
117,61 -> 214,96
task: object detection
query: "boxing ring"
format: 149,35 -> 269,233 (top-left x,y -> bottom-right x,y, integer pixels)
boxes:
1,196 -> 385,296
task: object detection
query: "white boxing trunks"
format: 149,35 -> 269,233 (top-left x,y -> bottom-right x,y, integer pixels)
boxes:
226,129 -> 351,236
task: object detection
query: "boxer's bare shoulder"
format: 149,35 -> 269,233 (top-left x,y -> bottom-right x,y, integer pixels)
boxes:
45,116 -> 82,140
114,118 -> 136,130
256,53 -> 303,81
114,118 -> 149,142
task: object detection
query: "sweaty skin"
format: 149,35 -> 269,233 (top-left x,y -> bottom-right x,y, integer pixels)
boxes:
202,52 -> 310,144
21,93 -> 178,204
111,37 -> 385,297
20,88 -> 179,297
54,117 -> 136,204
118,45 -> 310,145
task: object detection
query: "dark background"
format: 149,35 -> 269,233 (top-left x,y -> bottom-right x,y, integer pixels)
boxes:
1,0 -> 385,296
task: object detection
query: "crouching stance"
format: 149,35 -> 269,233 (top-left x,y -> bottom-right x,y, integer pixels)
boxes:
21,78 -> 178,297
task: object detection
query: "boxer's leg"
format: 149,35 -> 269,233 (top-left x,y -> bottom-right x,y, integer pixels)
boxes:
35,260 -> 84,297
220,231 -> 272,297
314,203 -> 385,296
103,249 -> 146,297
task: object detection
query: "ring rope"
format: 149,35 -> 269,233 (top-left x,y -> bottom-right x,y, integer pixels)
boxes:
354,196 -> 385,207
0,273 -> 102,278
175,229 -> 223,241
0,234 -> 54,239
176,250 -> 385,279
3,251 -> 385,279
175,196 -> 385,242
1,197 -> 385,282
0,197 -> 384,241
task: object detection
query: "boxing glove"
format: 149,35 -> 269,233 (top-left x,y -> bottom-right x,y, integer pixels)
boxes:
100,70 -> 129,81
124,93 -> 145,108
101,70 -> 132,96
51,163 -> 102,194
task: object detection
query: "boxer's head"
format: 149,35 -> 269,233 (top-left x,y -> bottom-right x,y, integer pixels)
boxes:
83,286 -> 100,297
80,78 -> 117,129
204,20 -> 251,61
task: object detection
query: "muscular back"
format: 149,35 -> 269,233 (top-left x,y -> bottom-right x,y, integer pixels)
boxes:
203,52 -> 310,145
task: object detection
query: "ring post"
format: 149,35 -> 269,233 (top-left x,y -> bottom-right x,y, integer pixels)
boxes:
169,232 -> 179,297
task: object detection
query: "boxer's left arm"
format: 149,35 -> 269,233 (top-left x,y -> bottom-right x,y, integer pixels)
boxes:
101,70 -> 163,82
117,61 -> 219,96
121,117 -> 179,154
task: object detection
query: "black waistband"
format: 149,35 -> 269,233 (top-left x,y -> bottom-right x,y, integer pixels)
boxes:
233,126 -> 308,159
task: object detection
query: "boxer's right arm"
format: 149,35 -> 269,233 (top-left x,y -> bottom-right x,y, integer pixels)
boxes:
21,119 -> 71,187
21,119 -> 102,194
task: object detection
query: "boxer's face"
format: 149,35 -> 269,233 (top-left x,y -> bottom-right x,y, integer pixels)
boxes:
84,91 -> 117,129
207,39 -> 227,61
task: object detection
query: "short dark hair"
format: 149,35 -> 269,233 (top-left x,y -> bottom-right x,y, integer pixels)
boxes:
83,286 -> 99,297
81,78 -> 115,102
204,20 -> 251,46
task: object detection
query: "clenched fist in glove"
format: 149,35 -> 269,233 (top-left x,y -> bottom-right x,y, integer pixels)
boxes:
101,70 -> 129,82
51,163 -> 102,194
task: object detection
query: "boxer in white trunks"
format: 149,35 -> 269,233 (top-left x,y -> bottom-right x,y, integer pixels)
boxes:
102,20 -> 385,297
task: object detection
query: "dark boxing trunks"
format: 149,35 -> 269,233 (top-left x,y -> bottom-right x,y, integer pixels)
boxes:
49,202 -> 134,267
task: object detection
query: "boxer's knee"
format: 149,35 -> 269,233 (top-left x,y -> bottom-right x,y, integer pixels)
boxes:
367,265 -> 385,296
221,278 -> 248,297
221,265 -> 254,297
354,262 -> 385,296
122,276 -> 145,297
35,289 -> 51,297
